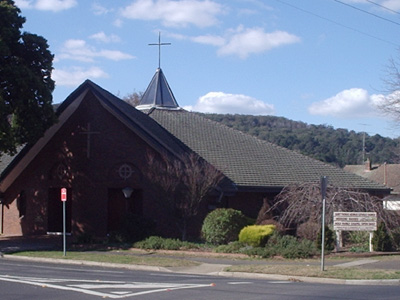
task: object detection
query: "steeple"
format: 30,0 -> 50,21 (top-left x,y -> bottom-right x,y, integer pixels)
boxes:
136,68 -> 180,110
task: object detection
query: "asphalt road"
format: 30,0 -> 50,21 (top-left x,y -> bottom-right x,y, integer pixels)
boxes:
1,258 -> 399,300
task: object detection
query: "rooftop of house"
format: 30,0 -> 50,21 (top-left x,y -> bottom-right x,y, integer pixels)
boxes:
344,159 -> 400,194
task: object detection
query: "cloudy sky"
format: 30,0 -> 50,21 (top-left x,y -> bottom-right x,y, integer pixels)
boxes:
13,0 -> 400,137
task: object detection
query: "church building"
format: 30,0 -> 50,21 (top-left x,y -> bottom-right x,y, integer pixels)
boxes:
0,68 -> 391,239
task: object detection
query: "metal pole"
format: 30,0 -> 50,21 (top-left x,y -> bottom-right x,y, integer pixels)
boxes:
63,200 -> 66,256
321,176 -> 328,271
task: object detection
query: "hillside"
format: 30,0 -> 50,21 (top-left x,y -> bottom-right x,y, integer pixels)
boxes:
199,113 -> 400,167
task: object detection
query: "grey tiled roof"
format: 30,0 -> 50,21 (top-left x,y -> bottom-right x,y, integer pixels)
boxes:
1,79 -> 390,194
146,109 -> 389,192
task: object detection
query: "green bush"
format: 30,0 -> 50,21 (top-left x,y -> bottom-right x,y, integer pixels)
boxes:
372,222 -> 393,252
346,231 -> 369,249
316,225 -> 335,251
241,233 -> 317,259
239,225 -> 275,247
201,208 -> 249,245
214,241 -> 247,253
133,236 -> 199,250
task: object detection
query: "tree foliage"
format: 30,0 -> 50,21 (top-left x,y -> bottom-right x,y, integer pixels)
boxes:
267,182 -> 400,234
0,0 -> 56,155
145,150 -> 224,240
200,113 -> 400,167
123,91 -> 143,107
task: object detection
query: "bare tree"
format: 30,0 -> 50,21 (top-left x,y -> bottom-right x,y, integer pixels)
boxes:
123,91 -> 143,107
145,150 -> 224,240
380,54 -> 400,123
267,182 -> 400,234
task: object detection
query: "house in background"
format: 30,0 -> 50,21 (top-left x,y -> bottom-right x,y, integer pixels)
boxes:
0,68 -> 391,239
344,158 -> 400,210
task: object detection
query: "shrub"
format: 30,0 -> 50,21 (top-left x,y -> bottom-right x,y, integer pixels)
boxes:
296,221 -> 320,241
214,241 -> 247,253
316,225 -> 335,251
346,231 -> 369,249
133,236 -> 199,250
372,222 -> 393,252
391,228 -> 400,251
201,208 -> 249,245
267,233 -> 317,259
239,225 -> 275,247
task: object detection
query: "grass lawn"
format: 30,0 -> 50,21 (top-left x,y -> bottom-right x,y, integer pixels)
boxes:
9,250 -> 400,280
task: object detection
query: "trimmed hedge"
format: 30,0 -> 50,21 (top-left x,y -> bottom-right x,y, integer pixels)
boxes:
239,225 -> 276,247
201,208 -> 249,245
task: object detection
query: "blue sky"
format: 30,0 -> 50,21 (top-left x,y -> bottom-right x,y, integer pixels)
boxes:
13,0 -> 400,138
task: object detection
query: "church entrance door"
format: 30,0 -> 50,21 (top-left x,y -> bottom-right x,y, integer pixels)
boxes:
107,188 -> 142,233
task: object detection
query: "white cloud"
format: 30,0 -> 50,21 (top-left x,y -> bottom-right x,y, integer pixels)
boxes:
52,67 -> 109,86
120,0 -> 224,28
345,0 -> 400,11
381,0 -> 400,11
184,26 -> 300,59
91,3 -> 110,15
58,39 -> 134,62
89,32 -> 121,43
217,26 -> 301,59
14,0 -> 32,8
308,88 -> 385,118
185,91 -> 275,115
15,0 -> 77,12
192,34 -> 225,46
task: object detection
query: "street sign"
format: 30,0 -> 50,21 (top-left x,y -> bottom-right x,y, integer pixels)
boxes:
333,212 -> 377,231
61,188 -> 67,202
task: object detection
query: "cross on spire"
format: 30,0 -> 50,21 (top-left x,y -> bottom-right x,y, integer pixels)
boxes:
148,32 -> 171,68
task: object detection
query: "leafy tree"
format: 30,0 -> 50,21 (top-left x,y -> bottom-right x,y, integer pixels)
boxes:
145,150 -> 224,241
0,0 -> 56,155
200,113 -> 400,167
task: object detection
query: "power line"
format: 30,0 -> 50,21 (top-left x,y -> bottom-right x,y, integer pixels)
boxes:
366,0 -> 400,15
273,0 -> 399,47
334,0 -> 400,27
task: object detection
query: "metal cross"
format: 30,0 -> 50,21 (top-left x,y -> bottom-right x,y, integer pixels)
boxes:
149,32 -> 171,68
79,123 -> 99,159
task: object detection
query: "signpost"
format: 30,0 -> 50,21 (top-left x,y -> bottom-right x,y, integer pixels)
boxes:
320,176 -> 328,272
334,212 -> 377,252
61,188 -> 67,256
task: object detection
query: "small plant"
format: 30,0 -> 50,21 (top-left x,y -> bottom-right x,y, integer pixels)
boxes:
346,231 -> 369,249
296,221 -> 320,241
239,225 -> 275,247
316,225 -> 335,251
201,208 -> 249,245
133,236 -> 199,250
372,222 -> 393,252
214,241 -> 247,253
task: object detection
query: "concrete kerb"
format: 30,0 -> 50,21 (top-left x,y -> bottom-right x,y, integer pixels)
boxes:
3,254 -> 400,286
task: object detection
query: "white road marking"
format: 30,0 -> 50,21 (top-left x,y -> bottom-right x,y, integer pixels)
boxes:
0,274 -> 212,298
228,282 -> 253,285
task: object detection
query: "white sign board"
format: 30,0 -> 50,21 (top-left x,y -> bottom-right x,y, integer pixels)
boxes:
333,212 -> 377,231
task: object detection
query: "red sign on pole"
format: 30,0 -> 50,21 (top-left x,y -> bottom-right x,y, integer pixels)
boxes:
61,188 -> 67,202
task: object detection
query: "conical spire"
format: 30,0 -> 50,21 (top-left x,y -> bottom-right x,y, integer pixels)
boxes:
137,68 -> 179,110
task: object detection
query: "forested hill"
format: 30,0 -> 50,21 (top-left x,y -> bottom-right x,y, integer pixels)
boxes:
199,113 -> 400,167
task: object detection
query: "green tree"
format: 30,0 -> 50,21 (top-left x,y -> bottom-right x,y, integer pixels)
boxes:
0,0 -> 56,155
